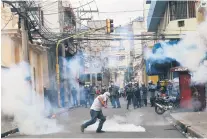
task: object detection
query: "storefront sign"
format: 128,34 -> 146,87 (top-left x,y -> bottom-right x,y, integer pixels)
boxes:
174,67 -> 188,72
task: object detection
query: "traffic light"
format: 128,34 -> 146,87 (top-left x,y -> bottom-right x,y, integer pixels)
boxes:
106,19 -> 114,34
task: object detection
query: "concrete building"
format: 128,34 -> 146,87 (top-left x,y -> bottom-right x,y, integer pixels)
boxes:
131,17 -> 145,83
1,3 -> 49,95
146,0 -> 198,81
83,20 -> 110,87
83,20 -> 133,88
113,25 -> 134,86
42,0 -> 76,33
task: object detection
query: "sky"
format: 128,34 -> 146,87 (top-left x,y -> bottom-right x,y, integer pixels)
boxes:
69,0 -> 144,27
42,0 -> 145,32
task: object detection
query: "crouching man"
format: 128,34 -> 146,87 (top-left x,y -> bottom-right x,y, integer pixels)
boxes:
81,92 -> 110,133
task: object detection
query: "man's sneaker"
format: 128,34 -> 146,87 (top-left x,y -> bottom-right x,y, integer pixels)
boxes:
96,130 -> 105,133
81,125 -> 85,133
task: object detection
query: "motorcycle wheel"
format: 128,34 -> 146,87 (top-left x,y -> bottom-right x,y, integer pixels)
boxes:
155,106 -> 165,115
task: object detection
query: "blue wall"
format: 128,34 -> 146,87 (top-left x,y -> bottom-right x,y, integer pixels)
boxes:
147,0 -> 168,32
146,40 -> 179,75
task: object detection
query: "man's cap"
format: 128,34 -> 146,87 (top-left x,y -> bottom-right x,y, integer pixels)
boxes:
104,92 -> 110,98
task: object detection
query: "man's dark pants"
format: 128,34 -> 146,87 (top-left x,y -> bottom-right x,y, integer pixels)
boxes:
143,98 -> 147,106
82,109 -> 106,131
150,97 -> 155,107
127,96 -> 135,109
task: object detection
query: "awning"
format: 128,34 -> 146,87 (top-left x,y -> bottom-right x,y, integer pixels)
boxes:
152,40 -> 178,53
146,40 -> 179,75
146,60 -> 166,75
147,1 -> 168,32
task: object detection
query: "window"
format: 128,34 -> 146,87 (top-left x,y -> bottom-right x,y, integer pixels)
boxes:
178,20 -> 185,27
82,74 -> 90,82
169,1 -> 195,21
119,56 -> 125,61
188,1 -> 196,18
97,73 -> 102,81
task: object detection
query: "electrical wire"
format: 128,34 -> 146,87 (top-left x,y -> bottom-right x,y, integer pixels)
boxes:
99,9 -> 150,13
4,1 -> 56,43
1,14 -> 14,31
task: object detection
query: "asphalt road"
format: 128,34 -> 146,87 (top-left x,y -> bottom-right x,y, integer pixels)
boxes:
8,98 -> 185,138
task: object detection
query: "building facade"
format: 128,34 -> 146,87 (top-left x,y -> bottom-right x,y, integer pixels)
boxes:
146,0 -> 198,81
1,3 -> 49,96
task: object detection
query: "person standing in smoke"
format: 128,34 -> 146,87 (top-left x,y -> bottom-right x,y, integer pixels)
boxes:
109,81 -> 121,108
140,83 -> 148,107
126,82 -> 135,109
81,92 -> 111,133
71,87 -> 78,107
148,81 -> 156,107
89,84 -> 96,106
86,85 -> 90,108
133,82 -> 141,108
80,86 -> 85,106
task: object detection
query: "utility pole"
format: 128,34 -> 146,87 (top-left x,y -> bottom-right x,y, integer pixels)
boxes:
62,43 -> 68,107
20,2 -> 29,62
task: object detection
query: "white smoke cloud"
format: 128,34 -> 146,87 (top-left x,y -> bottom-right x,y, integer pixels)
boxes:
145,21 -> 207,84
1,62 -> 62,135
85,112 -> 146,132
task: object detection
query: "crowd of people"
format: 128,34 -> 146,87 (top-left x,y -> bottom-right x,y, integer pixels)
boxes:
69,79 -> 180,109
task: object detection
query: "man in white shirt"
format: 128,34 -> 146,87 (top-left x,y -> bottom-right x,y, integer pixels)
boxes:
81,92 -> 110,133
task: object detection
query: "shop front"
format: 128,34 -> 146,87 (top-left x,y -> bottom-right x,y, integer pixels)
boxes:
146,40 -> 180,83
170,66 -> 206,111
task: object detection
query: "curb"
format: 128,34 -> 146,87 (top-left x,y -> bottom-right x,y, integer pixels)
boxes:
169,114 -> 205,138
187,126 -> 205,138
1,106 -> 79,138
1,128 -> 19,138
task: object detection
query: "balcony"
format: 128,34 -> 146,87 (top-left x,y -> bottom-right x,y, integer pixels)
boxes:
147,0 -> 168,32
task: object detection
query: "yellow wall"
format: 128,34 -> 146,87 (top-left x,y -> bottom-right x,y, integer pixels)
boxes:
1,35 -> 15,66
148,75 -> 159,84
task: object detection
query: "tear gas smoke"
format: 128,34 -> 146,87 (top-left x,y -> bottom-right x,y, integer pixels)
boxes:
1,62 -> 62,135
145,21 -> 207,84
85,112 -> 145,132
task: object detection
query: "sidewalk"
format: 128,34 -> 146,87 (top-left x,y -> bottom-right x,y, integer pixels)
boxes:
1,106 -> 75,137
170,112 -> 207,138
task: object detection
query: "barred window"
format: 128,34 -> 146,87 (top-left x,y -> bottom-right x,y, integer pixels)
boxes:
188,1 -> 196,18
169,1 -> 195,21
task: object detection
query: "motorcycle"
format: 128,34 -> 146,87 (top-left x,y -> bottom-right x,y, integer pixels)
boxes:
154,95 -> 180,115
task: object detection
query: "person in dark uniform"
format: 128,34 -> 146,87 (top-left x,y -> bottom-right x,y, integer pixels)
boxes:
133,82 -> 141,108
84,85 -> 90,108
89,84 -> 96,106
148,81 -> 156,107
140,83 -> 148,106
109,82 -> 121,108
126,82 -> 135,109
71,87 -> 78,107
